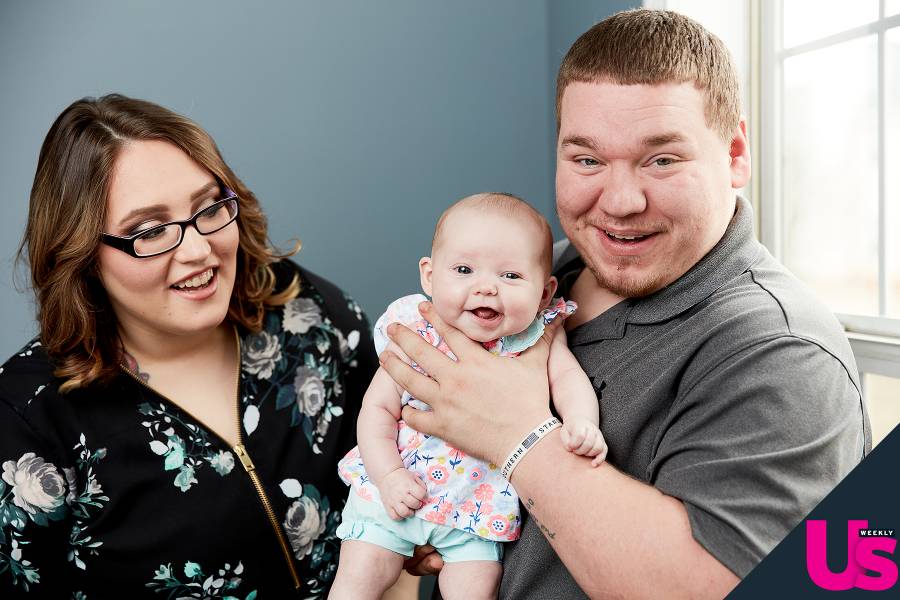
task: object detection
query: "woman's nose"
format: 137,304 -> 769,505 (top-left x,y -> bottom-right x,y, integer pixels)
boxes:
173,225 -> 212,262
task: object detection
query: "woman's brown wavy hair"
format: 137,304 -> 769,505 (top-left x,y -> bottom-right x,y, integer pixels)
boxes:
18,94 -> 299,392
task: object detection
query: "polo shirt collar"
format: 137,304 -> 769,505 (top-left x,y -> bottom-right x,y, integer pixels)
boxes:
556,197 -> 763,342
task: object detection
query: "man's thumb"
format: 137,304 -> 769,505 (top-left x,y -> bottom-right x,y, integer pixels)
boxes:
401,405 -> 437,435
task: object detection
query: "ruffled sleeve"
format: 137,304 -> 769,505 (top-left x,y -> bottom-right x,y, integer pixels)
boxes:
372,294 -> 430,356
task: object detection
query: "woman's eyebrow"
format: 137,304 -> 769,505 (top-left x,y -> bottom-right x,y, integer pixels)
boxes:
116,204 -> 169,229
116,181 -> 219,228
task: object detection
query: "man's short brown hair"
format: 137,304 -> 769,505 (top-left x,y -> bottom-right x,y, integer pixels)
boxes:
556,9 -> 741,141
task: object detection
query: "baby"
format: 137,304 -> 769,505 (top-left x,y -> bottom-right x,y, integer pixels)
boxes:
330,193 -> 606,600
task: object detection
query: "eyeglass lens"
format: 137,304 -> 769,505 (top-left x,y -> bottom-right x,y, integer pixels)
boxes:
133,199 -> 238,256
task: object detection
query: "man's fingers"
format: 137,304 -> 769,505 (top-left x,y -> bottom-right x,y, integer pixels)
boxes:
418,301 -> 482,361
419,551 -> 445,574
380,346 -> 441,400
385,321 -> 457,381
404,545 -> 443,576
401,405 -> 438,436
411,544 -> 436,560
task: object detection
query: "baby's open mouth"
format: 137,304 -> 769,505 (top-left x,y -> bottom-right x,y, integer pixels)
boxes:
470,307 -> 501,321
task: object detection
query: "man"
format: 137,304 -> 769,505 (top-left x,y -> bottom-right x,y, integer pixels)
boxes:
385,9 -> 869,599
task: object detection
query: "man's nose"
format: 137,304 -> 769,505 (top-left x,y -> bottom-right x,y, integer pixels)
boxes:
600,166 -> 647,218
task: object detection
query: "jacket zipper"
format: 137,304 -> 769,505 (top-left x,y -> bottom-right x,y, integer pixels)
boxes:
120,328 -> 302,591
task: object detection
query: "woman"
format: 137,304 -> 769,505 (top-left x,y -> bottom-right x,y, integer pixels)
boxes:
0,94 -> 377,597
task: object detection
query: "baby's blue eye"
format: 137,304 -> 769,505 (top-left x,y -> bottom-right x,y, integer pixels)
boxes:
503,272 -> 521,280
455,266 -> 472,275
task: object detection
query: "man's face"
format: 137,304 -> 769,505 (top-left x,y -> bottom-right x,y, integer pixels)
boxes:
556,81 -> 750,297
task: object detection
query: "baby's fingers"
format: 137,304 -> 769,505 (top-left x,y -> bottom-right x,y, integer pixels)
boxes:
411,476 -> 427,499
563,424 -> 586,451
574,432 -> 598,455
394,501 -> 414,520
403,490 -> 424,510
591,445 -> 609,467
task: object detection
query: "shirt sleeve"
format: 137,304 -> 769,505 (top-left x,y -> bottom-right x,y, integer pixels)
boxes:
372,294 -> 429,356
649,336 -> 866,578
0,399 -> 73,595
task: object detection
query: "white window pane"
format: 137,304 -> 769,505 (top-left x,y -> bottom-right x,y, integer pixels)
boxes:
864,373 -> 900,447
888,0 -> 900,17
783,0 -> 879,48
888,28 -> 900,318
783,37 -> 878,316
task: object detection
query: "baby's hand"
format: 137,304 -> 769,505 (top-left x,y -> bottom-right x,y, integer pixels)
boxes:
377,467 -> 427,520
561,417 -> 608,467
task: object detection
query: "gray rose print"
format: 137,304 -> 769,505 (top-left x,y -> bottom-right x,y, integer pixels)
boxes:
242,331 -> 282,380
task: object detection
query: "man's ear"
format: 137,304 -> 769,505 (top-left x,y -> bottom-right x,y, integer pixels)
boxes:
541,275 -> 558,308
729,117 -> 751,189
419,257 -> 434,297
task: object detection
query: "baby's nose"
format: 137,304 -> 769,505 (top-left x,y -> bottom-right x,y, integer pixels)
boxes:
473,278 -> 498,295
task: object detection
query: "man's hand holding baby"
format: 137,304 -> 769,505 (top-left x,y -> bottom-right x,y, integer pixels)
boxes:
375,466 -> 427,520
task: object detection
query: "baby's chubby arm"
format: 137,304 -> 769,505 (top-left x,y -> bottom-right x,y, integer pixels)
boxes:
548,328 -> 608,466
357,341 -> 427,520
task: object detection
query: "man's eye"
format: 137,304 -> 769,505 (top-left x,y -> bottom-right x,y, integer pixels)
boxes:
455,266 -> 472,275
502,272 -> 521,280
577,157 -> 599,167
653,157 -> 676,167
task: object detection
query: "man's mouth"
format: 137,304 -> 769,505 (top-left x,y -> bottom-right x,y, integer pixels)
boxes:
603,229 -> 656,243
171,268 -> 215,291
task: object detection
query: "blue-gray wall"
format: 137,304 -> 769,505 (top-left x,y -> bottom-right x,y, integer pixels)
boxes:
0,1 -> 634,359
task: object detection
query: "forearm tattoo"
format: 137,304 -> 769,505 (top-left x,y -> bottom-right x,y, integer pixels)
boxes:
526,497 -> 556,540
121,350 -> 150,383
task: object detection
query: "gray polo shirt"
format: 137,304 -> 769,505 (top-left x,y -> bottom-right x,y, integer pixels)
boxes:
498,198 -> 870,599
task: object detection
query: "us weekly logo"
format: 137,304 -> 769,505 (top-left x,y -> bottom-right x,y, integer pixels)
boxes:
806,520 -> 898,591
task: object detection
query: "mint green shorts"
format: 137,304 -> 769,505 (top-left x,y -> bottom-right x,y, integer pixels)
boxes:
335,492 -> 503,563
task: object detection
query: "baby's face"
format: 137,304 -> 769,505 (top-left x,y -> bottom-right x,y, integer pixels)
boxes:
420,209 -> 556,343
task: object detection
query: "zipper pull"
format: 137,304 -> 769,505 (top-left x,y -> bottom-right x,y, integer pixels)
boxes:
234,443 -> 256,473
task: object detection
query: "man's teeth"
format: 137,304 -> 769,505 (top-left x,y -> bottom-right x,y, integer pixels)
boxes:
606,231 -> 648,241
174,269 -> 213,289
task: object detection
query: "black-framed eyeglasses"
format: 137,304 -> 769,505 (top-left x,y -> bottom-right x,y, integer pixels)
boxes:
100,193 -> 240,258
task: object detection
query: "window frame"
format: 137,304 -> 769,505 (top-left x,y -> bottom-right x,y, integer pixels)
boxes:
756,0 -> 900,378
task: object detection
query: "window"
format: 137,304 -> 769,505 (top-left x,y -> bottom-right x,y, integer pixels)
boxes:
759,1 -> 900,446
647,0 -> 900,446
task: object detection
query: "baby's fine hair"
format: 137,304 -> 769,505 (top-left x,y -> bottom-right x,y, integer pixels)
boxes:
432,192 -> 554,275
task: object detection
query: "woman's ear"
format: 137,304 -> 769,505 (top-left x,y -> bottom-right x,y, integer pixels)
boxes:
541,275 -> 558,308
419,257 -> 434,297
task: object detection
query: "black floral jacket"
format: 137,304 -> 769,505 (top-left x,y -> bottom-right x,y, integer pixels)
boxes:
0,261 -> 376,599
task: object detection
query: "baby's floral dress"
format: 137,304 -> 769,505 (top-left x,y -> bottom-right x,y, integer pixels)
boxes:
337,294 -> 576,542
0,261 -> 376,598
